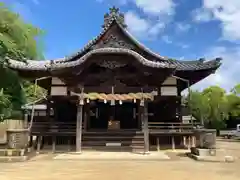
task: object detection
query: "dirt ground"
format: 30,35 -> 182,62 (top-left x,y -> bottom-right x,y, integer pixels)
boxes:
0,139 -> 240,180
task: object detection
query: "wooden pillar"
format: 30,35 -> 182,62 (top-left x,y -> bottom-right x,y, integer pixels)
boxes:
157,137 -> 160,151
143,103 -> 149,154
76,104 -> 83,152
23,110 -> 28,129
28,136 -> 33,152
138,103 -> 142,130
36,136 -> 42,154
183,136 -> 187,148
171,136 -> 175,150
191,136 -> 196,147
68,138 -> 71,151
84,104 -> 90,132
188,136 -> 191,149
52,136 -> 56,153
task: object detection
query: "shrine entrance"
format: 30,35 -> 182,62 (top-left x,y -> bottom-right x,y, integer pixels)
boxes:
87,101 -> 140,131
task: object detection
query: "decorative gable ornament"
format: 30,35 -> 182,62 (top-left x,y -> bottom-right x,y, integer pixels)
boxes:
102,6 -> 127,29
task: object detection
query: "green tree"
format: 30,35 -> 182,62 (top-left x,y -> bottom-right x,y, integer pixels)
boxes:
188,90 -> 209,126
231,84 -> 240,96
202,86 -> 229,130
0,2 -> 44,61
227,84 -> 240,118
0,3 -> 44,119
23,81 -> 47,103
0,89 -> 12,121
188,86 -> 229,130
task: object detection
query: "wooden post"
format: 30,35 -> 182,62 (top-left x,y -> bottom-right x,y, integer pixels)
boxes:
84,104 -> 89,132
28,136 -> 33,152
68,138 -> 71,151
76,104 -> 83,153
36,136 -> 42,154
183,136 -> 186,148
143,103 -> 149,154
188,136 -> 191,149
171,136 -> 175,150
52,136 -> 56,153
23,111 -> 28,129
157,137 -> 160,151
138,103 -> 142,130
191,136 -> 195,147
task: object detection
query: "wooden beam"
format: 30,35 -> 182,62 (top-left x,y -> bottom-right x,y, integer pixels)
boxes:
76,104 -> 83,152
71,86 -> 158,93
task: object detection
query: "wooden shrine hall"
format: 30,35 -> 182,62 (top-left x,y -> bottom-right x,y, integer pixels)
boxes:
7,7 -> 221,153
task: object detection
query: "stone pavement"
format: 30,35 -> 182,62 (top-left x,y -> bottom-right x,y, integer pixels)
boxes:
0,139 -> 240,180
0,157 -> 240,180
53,151 -> 170,160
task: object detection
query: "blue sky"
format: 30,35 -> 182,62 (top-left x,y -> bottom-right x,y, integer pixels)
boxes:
2,0 -> 240,91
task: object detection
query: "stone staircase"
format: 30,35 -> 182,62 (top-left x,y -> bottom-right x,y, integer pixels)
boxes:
82,130 -> 145,152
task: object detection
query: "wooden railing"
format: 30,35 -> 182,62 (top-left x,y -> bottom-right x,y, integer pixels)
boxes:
148,122 -> 200,133
31,121 -> 201,134
31,121 -> 81,134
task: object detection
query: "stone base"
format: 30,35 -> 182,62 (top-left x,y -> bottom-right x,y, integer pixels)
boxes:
0,149 -> 26,156
187,153 -> 235,163
191,147 -> 216,156
0,156 -> 28,162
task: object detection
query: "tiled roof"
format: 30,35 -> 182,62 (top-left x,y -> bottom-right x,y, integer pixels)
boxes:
5,14 -> 222,72
6,48 -> 175,71
169,58 -> 222,71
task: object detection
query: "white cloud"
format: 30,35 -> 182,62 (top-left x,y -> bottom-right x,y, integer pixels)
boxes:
124,0 -> 175,38
125,11 -> 165,38
191,46 -> 240,92
99,0 -> 176,39
192,8 -> 213,22
176,23 -> 191,33
133,0 -> 175,16
162,35 -> 172,44
193,0 -> 240,41
125,11 -> 149,35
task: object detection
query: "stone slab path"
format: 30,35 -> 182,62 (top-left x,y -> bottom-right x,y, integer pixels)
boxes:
53,151 -> 170,160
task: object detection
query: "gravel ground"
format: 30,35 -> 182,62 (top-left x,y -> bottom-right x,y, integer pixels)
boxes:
0,139 -> 239,180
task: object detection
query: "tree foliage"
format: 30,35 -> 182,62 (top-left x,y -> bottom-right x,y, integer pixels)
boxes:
0,89 -> 12,121
23,81 -> 47,103
188,85 -> 240,130
188,90 -> 209,125
0,2 -> 44,61
0,3 -> 44,120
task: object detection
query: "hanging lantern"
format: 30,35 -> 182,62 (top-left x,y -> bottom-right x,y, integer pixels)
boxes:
119,100 -> 123,105
133,99 -> 136,103
104,99 -> 107,104
86,99 -> 90,103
